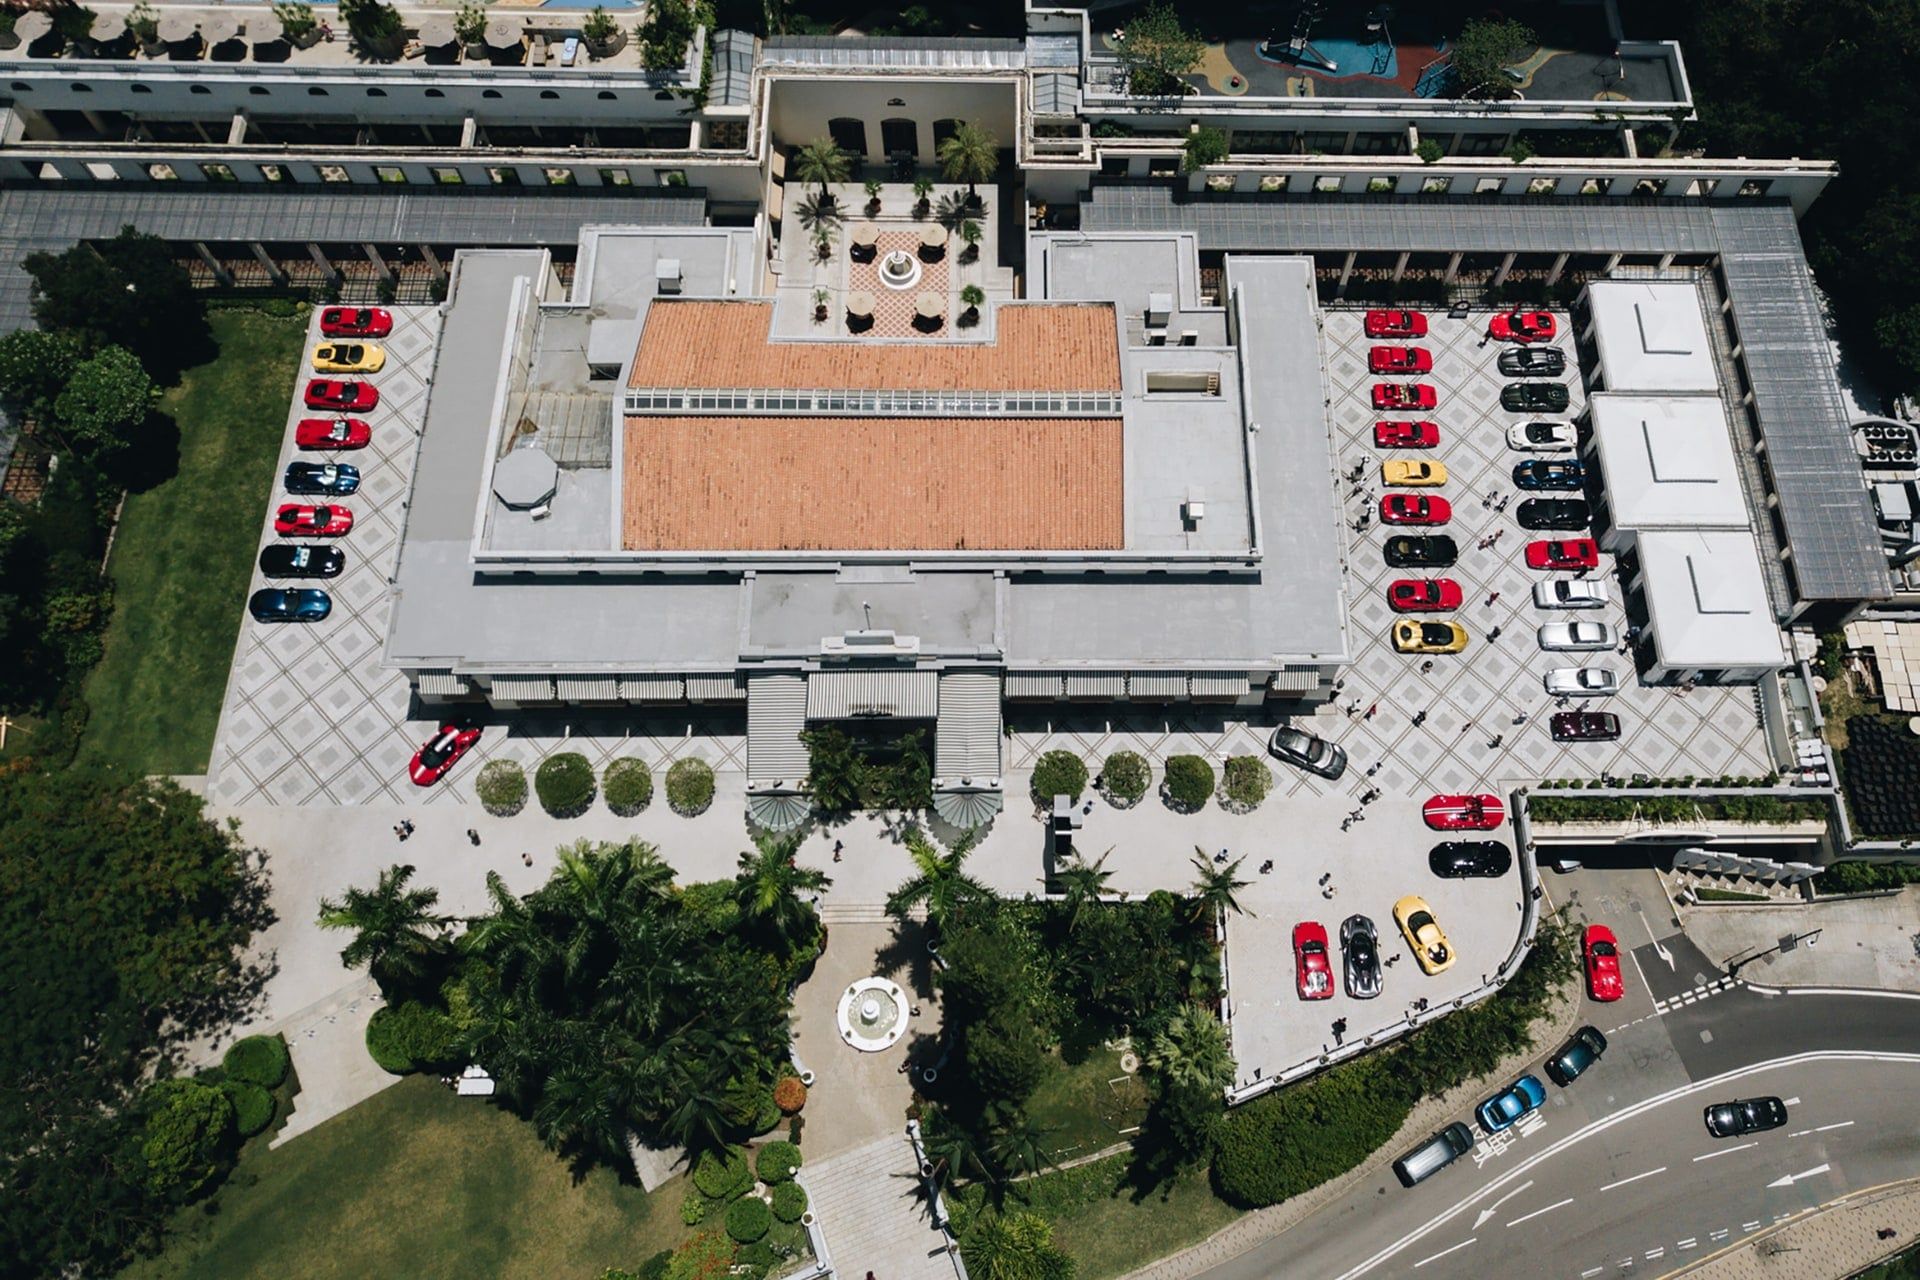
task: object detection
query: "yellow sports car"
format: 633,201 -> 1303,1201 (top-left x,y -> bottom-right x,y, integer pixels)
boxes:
311,342 -> 386,374
1393,620 -> 1468,654
1394,895 -> 1456,975
1382,459 -> 1448,487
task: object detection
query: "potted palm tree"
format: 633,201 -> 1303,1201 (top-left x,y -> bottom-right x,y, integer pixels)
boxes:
959,284 -> 985,328
813,225 -> 834,262
125,1 -> 161,53
581,4 -> 624,57
912,176 -> 933,217
958,220 -> 983,264
812,287 -> 830,324
339,0 -> 405,58
454,0 -> 488,57
863,178 -> 883,216
936,120 -> 998,212
792,137 -> 851,212
273,0 -> 322,48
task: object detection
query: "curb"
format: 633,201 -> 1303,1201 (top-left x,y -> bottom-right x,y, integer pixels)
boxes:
1665,1175 -> 1920,1279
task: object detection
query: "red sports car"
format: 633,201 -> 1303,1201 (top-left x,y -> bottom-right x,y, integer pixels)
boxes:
274,503 -> 354,536
1489,310 -> 1556,343
1369,346 -> 1434,375
1294,921 -> 1334,1001
1373,383 -> 1438,410
1423,793 -> 1506,831
305,379 -> 379,412
1525,538 -> 1601,571
1374,420 -> 1440,449
295,417 -> 371,450
1365,309 -> 1428,339
1388,578 -> 1463,612
320,306 -> 393,338
1583,924 -> 1624,1002
408,722 -> 483,786
1382,494 -> 1452,526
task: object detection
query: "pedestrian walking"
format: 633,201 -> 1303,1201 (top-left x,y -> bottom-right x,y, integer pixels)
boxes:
521,851 -> 533,866
1411,709 -> 1428,726
1420,659 -> 1435,675
1259,859 -> 1274,875
832,849 -> 842,863
1514,711 -> 1529,725
394,824 -> 405,841
1488,625 -> 1503,641
1486,590 -> 1501,607
1365,702 -> 1378,720
1366,760 -> 1382,777
1488,734 -> 1504,749
1385,953 -> 1400,967
1341,817 -> 1353,832
833,839 -> 844,854
1460,719 -> 1473,734
402,819 -> 415,836
467,828 -> 480,846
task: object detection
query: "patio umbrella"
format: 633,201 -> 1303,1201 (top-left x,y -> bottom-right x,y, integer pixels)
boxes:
14,11 -> 53,42
156,11 -> 200,43
492,444 -> 558,510
88,10 -> 126,41
483,18 -> 522,48
415,14 -> 456,46
200,11 -> 241,44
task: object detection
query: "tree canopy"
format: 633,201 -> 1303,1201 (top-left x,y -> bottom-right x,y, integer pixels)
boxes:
53,344 -> 154,462
1112,2 -> 1203,98
22,226 -> 213,384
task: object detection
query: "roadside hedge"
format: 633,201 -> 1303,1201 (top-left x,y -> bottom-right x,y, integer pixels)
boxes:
603,757 -> 654,816
535,752 -> 597,817
1821,861 -> 1920,894
222,1034 -> 290,1088
476,759 -> 528,817
1030,750 -> 1089,805
1211,1055 -> 1412,1208
1162,754 -> 1214,813
666,758 -> 716,816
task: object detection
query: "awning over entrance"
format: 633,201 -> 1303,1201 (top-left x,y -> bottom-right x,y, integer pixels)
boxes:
556,675 -> 619,701
748,790 -> 813,832
1005,671 -> 1063,699
1266,669 -> 1321,695
417,672 -> 473,697
687,673 -> 747,703
806,669 -> 939,720
935,789 -> 1004,829
490,675 -> 557,702
747,674 -> 809,786
1127,671 -> 1186,700
621,675 -> 686,702
1063,671 -> 1124,699
1192,673 -> 1253,699
935,671 -> 1002,781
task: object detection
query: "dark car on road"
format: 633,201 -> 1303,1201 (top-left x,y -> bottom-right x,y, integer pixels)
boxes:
1394,1122 -> 1475,1188
1385,534 -> 1458,568
1428,841 -> 1512,878
1517,498 -> 1591,531
1513,459 -> 1586,491
1705,1097 -> 1788,1138
1268,726 -> 1348,780
285,461 -> 361,495
1341,914 -> 1383,999
248,588 -> 332,623
1551,711 -> 1622,742
1502,382 -> 1572,413
259,544 -> 345,578
1498,346 -> 1567,377
1545,1025 -> 1609,1086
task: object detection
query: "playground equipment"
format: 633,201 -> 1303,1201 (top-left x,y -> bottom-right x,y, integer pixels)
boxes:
1260,1 -> 1338,73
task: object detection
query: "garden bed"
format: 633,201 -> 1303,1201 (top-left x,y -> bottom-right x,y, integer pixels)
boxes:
1839,717 -> 1920,838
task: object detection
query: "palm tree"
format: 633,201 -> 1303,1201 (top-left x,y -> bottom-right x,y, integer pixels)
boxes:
734,829 -> 832,953
989,1114 -> 1060,1181
794,189 -> 841,238
923,1117 -> 995,1192
534,1058 -> 637,1174
937,120 -> 998,207
886,825 -> 990,933
1144,1006 -> 1234,1095
1187,850 -> 1253,923
316,863 -> 448,993
792,136 -> 850,205
1051,849 -> 1112,934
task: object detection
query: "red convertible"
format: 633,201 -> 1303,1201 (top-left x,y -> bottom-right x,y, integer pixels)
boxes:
1374,420 -> 1440,449
1525,538 -> 1600,571
408,722 -> 483,786
320,306 -> 393,338
1584,924 -> 1624,1002
1294,921 -> 1334,1001
1388,578 -> 1463,612
305,379 -> 379,412
1365,309 -> 1428,339
1489,310 -> 1556,343
1369,346 -> 1433,374
1382,494 -> 1452,526
1423,793 -> 1506,831
274,503 -> 354,536
295,417 -> 371,450
1373,383 -> 1438,411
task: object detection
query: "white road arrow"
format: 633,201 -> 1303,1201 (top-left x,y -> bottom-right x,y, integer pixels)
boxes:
1473,1179 -> 1535,1229
1638,908 -> 1675,970
1767,1163 -> 1831,1188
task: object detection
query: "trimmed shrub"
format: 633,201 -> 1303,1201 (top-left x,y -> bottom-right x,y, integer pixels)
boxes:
1219,755 -> 1272,812
1211,1056 -> 1411,1208
724,1195 -> 772,1244
679,1195 -> 708,1226
476,758 -> 528,817
138,1079 -> 237,1202
663,1232 -> 736,1280
222,1080 -> 276,1138
1163,754 -> 1214,812
1030,750 -> 1089,805
773,1075 -> 808,1114
1821,861 -> 1920,894
666,757 -> 716,816
751,1091 -> 782,1136
692,1146 -> 752,1201
771,1179 -> 808,1223
1098,750 -> 1151,807
755,1139 -> 802,1183
535,751 -> 597,817
603,757 -> 654,817
365,1002 -> 461,1075
222,1034 -> 290,1088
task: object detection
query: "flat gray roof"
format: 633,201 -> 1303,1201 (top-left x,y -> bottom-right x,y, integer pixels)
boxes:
744,571 -> 999,657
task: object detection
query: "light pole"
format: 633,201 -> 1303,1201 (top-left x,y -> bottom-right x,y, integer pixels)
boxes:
1727,927 -> 1822,979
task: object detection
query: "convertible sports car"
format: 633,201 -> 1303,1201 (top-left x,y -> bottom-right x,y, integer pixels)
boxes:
1393,894 -> 1457,975
1294,921 -> 1334,1000
1388,578 -> 1463,612
409,722 -> 484,786
1524,538 -> 1600,571
320,306 -> 393,338
310,342 -> 386,374
1374,420 -> 1440,449
1365,309 -> 1427,339
1584,924 -> 1624,1001
1373,382 -> 1438,411
1489,310 -> 1556,343
304,378 -> 379,412
1393,620 -> 1468,654
1369,346 -> 1433,374
1382,459 -> 1448,486
1381,494 -> 1452,526
1423,793 -> 1505,831
274,503 -> 354,536
294,417 -> 371,450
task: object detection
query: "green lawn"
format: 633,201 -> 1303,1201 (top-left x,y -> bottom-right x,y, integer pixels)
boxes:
122,1075 -> 690,1280
980,1151 -> 1242,1280
1026,1049 -> 1148,1163
80,308 -> 307,776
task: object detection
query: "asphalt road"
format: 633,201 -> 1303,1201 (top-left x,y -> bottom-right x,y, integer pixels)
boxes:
1194,867 -> 1920,1280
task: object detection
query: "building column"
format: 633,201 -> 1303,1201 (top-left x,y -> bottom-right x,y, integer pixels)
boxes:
1545,252 -> 1570,286
418,243 -> 446,283
1602,253 -> 1622,274
1443,252 -> 1462,284
1657,252 -> 1675,271
1335,250 -> 1356,299
307,243 -> 341,284
249,241 -> 286,284
80,109 -> 110,135
227,111 -> 248,145
460,115 -> 479,148
1490,252 -> 1515,288
1391,251 -> 1410,285
192,242 -> 232,286
362,243 -> 393,282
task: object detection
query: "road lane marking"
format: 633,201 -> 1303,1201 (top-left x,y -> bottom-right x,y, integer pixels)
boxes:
1412,1238 -> 1476,1268
1471,1179 -> 1534,1228
1693,1141 -> 1757,1162
1710,1229 -> 1730,1241
1581,1268 -> 1604,1278
1645,1247 -> 1664,1260
1743,1220 -> 1762,1231
1504,1197 -> 1573,1228
1784,1096 -> 1802,1106
1601,1165 -> 1668,1191
1678,1237 -> 1697,1249
1767,1162 -> 1831,1188
1813,1120 -> 1855,1133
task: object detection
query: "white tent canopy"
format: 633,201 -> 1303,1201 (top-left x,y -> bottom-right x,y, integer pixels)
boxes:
1588,280 -> 1718,395
1588,393 -> 1749,532
1637,530 -> 1786,673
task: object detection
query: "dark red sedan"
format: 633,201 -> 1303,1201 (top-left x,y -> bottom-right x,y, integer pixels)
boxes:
1489,310 -> 1556,343
320,306 -> 393,338
1374,420 -> 1440,449
295,417 -> 371,450
274,503 -> 354,536
408,722 -> 483,786
305,379 -> 379,412
1373,383 -> 1438,410
1551,711 -> 1622,742
1525,538 -> 1601,571
1294,921 -> 1334,1001
1369,346 -> 1433,374
1388,578 -> 1463,612
1365,309 -> 1428,339
1382,494 -> 1452,526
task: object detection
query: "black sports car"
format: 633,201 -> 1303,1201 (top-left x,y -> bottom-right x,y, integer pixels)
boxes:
1341,914 -> 1383,1000
1497,346 -> 1567,377
1513,459 -> 1585,491
1502,382 -> 1572,413
1517,498 -> 1591,531
1384,534 -> 1459,569
1428,841 -> 1513,878
259,545 -> 346,578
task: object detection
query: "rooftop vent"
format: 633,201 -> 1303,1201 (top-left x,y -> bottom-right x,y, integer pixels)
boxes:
655,258 -> 683,295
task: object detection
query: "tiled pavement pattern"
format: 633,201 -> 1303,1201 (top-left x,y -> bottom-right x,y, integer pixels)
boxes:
846,229 -> 951,336
798,1133 -> 964,1280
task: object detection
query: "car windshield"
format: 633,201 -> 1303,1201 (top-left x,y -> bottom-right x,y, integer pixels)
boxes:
1423,624 -> 1450,643
1352,937 -> 1375,963
1301,939 -> 1326,956
1408,911 -> 1434,933
1591,940 -> 1616,958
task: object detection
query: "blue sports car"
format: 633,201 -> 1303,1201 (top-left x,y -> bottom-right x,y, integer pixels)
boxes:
1475,1073 -> 1547,1134
249,588 -> 332,623
285,461 -> 360,495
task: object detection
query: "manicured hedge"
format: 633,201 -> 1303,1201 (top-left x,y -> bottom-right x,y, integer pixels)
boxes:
755,1139 -> 802,1183
771,1180 -> 808,1223
692,1146 -> 752,1201
1220,755 -> 1272,811
666,758 -> 716,816
365,1002 -> 461,1075
724,1195 -> 772,1244
773,1076 -> 808,1114
138,1079 -> 237,1202
476,759 -> 528,817
222,1080 -> 276,1138
1030,750 -> 1089,805
1098,750 -> 1151,806
1821,861 -> 1920,893
535,752 -> 597,817
603,757 -> 654,817
1212,1056 -> 1411,1208
1162,754 -> 1214,812
222,1034 -> 290,1088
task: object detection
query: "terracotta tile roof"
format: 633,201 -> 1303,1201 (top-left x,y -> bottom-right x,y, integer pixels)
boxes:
622,416 -> 1124,551
626,300 -> 1122,392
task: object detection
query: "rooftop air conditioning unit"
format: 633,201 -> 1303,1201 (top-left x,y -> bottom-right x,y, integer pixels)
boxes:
1183,486 -> 1206,526
656,258 -> 683,295
1146,291 -> 1172,328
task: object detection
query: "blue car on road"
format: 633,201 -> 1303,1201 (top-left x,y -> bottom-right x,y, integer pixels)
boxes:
249,588 -> 333,623
1475,1073 -> 1547,1134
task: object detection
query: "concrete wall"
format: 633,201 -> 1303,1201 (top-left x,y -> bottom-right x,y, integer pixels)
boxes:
767,75 -> 1017,163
